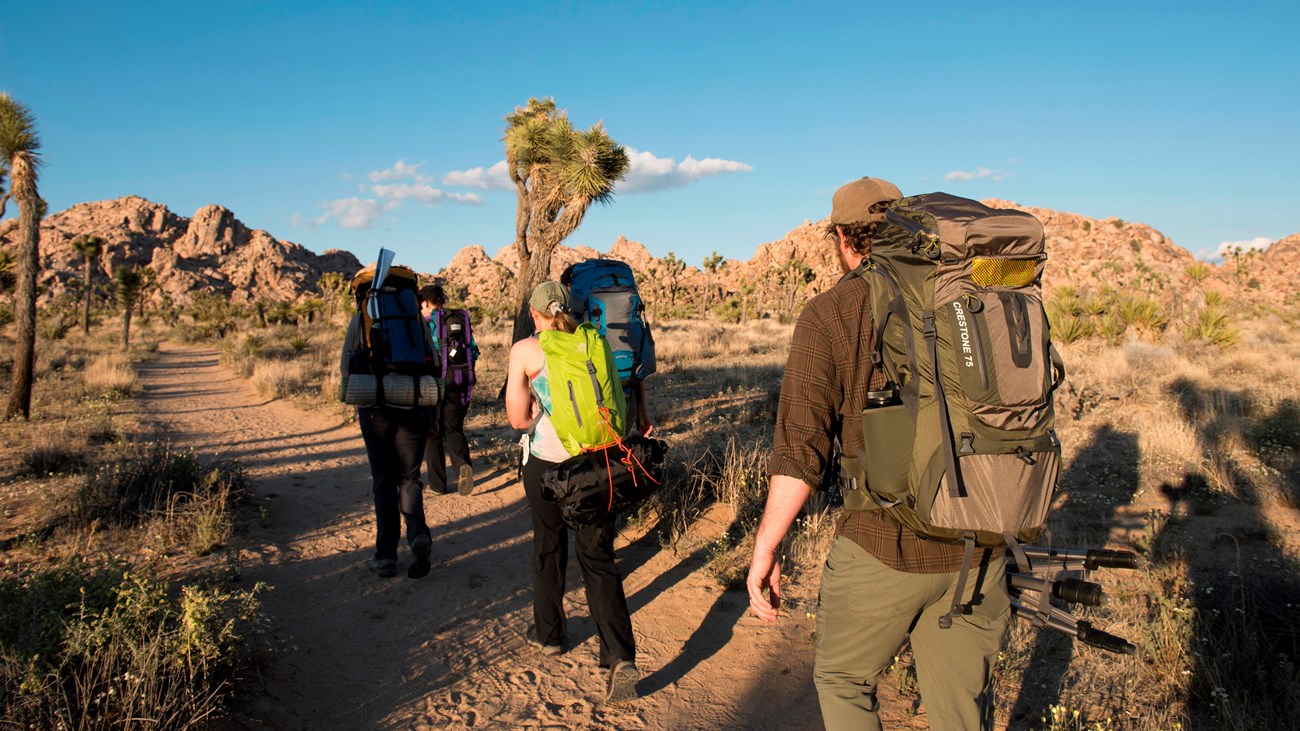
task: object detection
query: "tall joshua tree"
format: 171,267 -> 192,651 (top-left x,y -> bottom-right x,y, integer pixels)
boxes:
1,93 -> 44,421
504,97 -> 629,343
702,251 -> 725,316
113,265 -> 144,349
72,235 -> 105,335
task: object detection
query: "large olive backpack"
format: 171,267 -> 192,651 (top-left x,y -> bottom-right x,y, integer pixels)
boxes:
850,193 -> 1065,626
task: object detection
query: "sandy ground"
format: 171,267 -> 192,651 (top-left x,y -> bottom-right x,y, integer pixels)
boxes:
124,343 -> 925,730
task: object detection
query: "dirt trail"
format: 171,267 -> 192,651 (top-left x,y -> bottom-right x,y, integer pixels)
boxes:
128,343 -> 883,730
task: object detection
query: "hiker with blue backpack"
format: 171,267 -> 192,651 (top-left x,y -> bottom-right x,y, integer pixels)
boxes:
504,280 -> 640,705
561,259 -> 656,436
339,257 -> 440,580
748,177 -> 1063,730
420,284 -> 479,496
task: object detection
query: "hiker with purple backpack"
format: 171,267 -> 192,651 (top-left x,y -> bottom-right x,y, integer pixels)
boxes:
420,284 -> 480,496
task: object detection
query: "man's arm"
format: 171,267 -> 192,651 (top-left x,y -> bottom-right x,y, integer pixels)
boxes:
746,474 -> 812,623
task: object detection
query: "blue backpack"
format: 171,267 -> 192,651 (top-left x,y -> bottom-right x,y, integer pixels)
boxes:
562,259 -> 656,386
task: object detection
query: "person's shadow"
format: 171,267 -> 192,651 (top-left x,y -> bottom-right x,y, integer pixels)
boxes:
1004,423 -> 1142,728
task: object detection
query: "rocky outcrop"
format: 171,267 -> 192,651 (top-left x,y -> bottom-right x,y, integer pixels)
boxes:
0,196 -> 360,304
6,194 -> 1295,315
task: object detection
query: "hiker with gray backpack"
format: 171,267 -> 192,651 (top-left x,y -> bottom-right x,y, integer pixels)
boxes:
504,281 -> 644,705
420,283 -> 479,496
748,177 -> 1063,730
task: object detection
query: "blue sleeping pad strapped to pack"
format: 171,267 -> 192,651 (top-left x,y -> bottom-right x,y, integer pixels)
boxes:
562,259 -> 656,385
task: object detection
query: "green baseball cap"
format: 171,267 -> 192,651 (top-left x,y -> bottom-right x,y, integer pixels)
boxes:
829,177 -> 903,225
529,280 -> 571,315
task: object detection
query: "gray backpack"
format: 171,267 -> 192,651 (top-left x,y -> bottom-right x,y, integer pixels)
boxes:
847,193 -> 1065,625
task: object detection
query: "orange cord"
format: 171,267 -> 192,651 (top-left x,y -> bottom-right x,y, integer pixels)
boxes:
584,405 -> 661,511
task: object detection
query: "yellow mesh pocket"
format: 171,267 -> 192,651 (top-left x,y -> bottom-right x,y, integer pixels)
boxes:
972,258 -> 1035,287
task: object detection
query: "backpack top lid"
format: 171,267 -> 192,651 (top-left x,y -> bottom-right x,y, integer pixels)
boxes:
884,193 -> 1045,260
562,259 -> 638,318
350,263 -> 420,300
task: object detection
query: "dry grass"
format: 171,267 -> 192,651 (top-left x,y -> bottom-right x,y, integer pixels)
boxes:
11,293 -> 1287,730
83,352 -> 139,398
0,316 -> 262,729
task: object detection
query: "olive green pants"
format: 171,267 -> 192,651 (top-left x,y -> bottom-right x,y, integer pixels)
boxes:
814,536 -> 1010,731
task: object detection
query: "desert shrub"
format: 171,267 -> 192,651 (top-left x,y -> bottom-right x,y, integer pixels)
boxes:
1098,311 -> 1127,345
712,297 -> 744,324
0,557 -> 268,730
1185,306 -> 1239,347
1184,262 -> 1212,282
251,359 -> 315,399
83,352 -> 138,398
39,318 -> 73,341
1047,287 -> 1082,320
1116,295 -> 1168,335
289,334 -> 311,353
1053,314 -> 1094,344
70,442 -> 247,531
22,443 -> 88,477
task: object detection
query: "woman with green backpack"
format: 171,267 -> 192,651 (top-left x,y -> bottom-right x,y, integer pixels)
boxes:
504,281 -> 639,705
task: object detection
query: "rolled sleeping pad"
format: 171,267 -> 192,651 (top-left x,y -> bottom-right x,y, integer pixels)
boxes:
343,374 -> 442,407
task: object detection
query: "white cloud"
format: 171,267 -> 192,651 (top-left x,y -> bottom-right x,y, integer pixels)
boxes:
945,166 -> 1007,182
1215,236 -> 1274,258
288,212 -> 317,229
319,198 -> 386,229
370,182 -> 483,207
439,149 -> 754,196
369,159 -> 429,183
619,148 -> 754,193
443,160 -> 513,190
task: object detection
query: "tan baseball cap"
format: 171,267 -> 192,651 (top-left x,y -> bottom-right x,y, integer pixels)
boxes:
529,280 -> 571,314
829,177 -> 903,225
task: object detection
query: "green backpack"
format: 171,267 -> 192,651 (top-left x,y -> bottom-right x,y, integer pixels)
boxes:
849,193 -> 1066,624
539,322 -> 628,456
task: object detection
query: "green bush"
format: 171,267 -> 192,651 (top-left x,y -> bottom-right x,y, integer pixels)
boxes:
1117,295 -> 1169,334
1052,314 -> 1094,344
72,442 -> 247,530
1184,262 -> 1212,282
0,558 -> 268,730
1185,305 -> 1239,347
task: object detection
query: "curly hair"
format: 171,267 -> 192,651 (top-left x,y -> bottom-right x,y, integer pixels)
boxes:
826,201 -> 892,255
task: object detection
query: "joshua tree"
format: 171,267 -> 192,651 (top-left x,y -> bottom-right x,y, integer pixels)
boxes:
503,97 -> 629,343
113,265 -> 144,348
777,258 -> 816,321
701,251 -> 725,316
71,235 -> 105,334
660,252 -> 686,310
1,93 -> 44,420
315,271 -> 349,320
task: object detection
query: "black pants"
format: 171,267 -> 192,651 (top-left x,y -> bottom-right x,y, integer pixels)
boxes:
358,406 -> 432,560
522,454 -> 636,668
425,392 -> 472,494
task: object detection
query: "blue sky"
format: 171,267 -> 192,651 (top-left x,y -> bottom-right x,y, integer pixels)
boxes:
3,1 -> 1297,272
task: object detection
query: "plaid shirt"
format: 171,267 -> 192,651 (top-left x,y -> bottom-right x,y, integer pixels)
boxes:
769,268 -> 966,573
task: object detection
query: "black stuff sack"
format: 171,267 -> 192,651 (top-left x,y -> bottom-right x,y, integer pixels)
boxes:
540,435 -> 667,530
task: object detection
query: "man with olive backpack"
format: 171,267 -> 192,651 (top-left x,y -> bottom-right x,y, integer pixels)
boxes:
747,178 -> 1061,730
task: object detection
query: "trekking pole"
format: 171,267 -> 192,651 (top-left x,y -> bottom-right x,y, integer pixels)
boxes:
1015,546 -> 1146,573
1010,600 -> 1136,655
1006,573 -> 1106,607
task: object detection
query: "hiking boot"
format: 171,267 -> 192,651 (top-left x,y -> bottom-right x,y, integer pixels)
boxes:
605,660 -> 639,705
367,557 -> 397,578
527,629 -> 564,657
457,464 -> 475,496
408,534 -> 432,579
